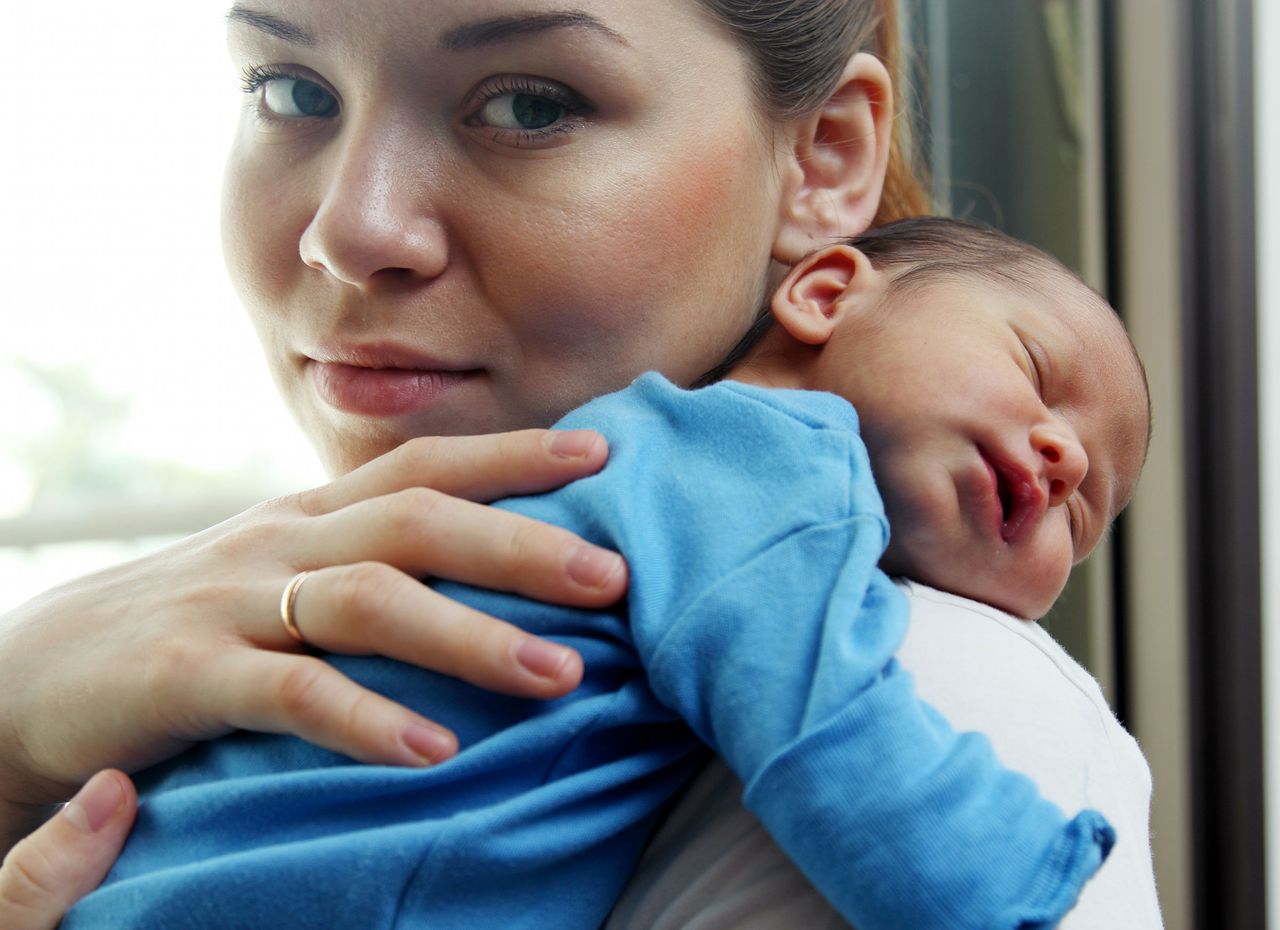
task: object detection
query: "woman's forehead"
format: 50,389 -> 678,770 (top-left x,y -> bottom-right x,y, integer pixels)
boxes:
224,0 -> 752,104
227,0 -> 712,49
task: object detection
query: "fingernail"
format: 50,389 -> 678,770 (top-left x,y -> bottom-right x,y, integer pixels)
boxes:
566,545 -> 624,590
545,430 -> 600,459
402,724 -> 457,765
64,771 -> 126,834
516,638 -> 574,681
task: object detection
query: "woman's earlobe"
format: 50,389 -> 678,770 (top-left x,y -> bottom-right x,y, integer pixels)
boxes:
772,53 -> 893,264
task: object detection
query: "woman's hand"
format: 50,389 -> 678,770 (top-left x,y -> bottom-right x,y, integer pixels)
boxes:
0,771 -> 136,930
0,429 -> 625,839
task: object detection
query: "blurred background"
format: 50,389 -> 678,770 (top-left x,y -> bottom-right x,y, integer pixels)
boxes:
0,3 -> 324,605
1,2 -> 1274,926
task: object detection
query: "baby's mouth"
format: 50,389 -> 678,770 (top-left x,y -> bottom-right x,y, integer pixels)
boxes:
989,457 -> 1047,543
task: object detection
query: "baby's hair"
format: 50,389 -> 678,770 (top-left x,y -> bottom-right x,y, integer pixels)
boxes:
850,216 -> 1084,301
694,216 -> 1104,387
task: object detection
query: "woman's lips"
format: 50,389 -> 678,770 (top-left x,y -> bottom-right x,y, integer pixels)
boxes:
311,362 -> 480,417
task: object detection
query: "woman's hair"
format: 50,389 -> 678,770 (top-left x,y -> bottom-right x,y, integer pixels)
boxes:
687,0 -> 930,388
694,0 -> 929,224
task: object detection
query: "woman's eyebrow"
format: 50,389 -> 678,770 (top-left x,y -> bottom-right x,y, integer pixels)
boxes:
439,11 -> 630,52
225,6 -> 316,47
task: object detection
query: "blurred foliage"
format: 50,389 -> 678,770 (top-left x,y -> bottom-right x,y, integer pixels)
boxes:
14,360 -> 281,515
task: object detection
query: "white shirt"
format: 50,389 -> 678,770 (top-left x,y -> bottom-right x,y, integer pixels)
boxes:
606,581 -> 1164,929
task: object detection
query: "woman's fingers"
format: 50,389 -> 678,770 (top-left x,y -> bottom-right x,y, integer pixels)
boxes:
0,429 -> 618,813
298,430 -> 608,515
215,646 -> 460,767
294,488 -> 627,607
199,563 -> 586,768
265,563 -> 585,695
0,771 -> 136,930
280,429 -> 627,610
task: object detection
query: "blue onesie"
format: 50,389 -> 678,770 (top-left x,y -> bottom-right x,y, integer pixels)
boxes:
67,374 -> 1113,930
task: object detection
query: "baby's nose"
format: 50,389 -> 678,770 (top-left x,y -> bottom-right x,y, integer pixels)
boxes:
1032,422 -> 1088,506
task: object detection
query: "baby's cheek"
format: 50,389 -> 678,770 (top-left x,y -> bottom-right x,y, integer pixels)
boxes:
1042,539 -> 1076,607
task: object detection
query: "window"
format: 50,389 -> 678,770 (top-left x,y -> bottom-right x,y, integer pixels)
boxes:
1,2 -> 323,612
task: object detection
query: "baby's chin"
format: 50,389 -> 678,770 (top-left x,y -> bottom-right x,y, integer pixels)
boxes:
880,552 -> 1055,620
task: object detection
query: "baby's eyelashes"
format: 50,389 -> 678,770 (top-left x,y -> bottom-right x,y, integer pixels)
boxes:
1065,496 -> 1082,554
1023,344 -> 1044,396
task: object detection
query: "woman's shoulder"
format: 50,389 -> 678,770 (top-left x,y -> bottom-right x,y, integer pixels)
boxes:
896,580 -> 1162,928
894,579 -> 1151,807
898,580 -> 1124,727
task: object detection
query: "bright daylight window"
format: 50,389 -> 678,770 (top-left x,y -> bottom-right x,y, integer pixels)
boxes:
0,2 -> 324,612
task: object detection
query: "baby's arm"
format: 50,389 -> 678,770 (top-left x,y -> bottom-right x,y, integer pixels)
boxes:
573,377 -> 1110,929
607,581 -> 1163,930
632,522 -> 1110,930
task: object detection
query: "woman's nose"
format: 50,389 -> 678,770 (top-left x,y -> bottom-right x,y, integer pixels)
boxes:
298,125 -> 449,288
1031,421 -> 1089,506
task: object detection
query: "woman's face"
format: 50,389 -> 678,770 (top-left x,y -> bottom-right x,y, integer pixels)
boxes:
223,0 -> 792,475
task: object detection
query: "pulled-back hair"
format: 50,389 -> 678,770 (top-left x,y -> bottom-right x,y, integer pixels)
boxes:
694,0 -> 928,224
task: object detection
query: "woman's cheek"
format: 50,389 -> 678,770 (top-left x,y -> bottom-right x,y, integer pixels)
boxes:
487,136 -> 778,373
223,144 -> 322,374
223,149 -> 298,321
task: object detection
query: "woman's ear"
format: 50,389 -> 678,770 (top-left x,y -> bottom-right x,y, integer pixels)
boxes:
771,243 -> 882,346
772,53 -> 893,265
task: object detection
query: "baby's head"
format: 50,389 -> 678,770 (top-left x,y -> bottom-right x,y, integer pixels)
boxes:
737,217 -> 1150,619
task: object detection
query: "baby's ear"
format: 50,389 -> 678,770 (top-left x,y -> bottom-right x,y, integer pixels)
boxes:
771,244 -> 882,346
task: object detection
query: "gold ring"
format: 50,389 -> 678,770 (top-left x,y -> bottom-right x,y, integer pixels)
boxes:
279,571 -> 313,645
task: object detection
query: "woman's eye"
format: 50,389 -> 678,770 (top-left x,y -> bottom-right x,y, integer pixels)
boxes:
465,78 -> 590,144
477,93 -> 567,131
261,78 -> 338,119
240,66 -> 338,121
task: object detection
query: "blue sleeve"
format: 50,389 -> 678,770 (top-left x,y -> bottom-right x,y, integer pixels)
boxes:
639,518 -> 1112,930
590,377 -> 1113,930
